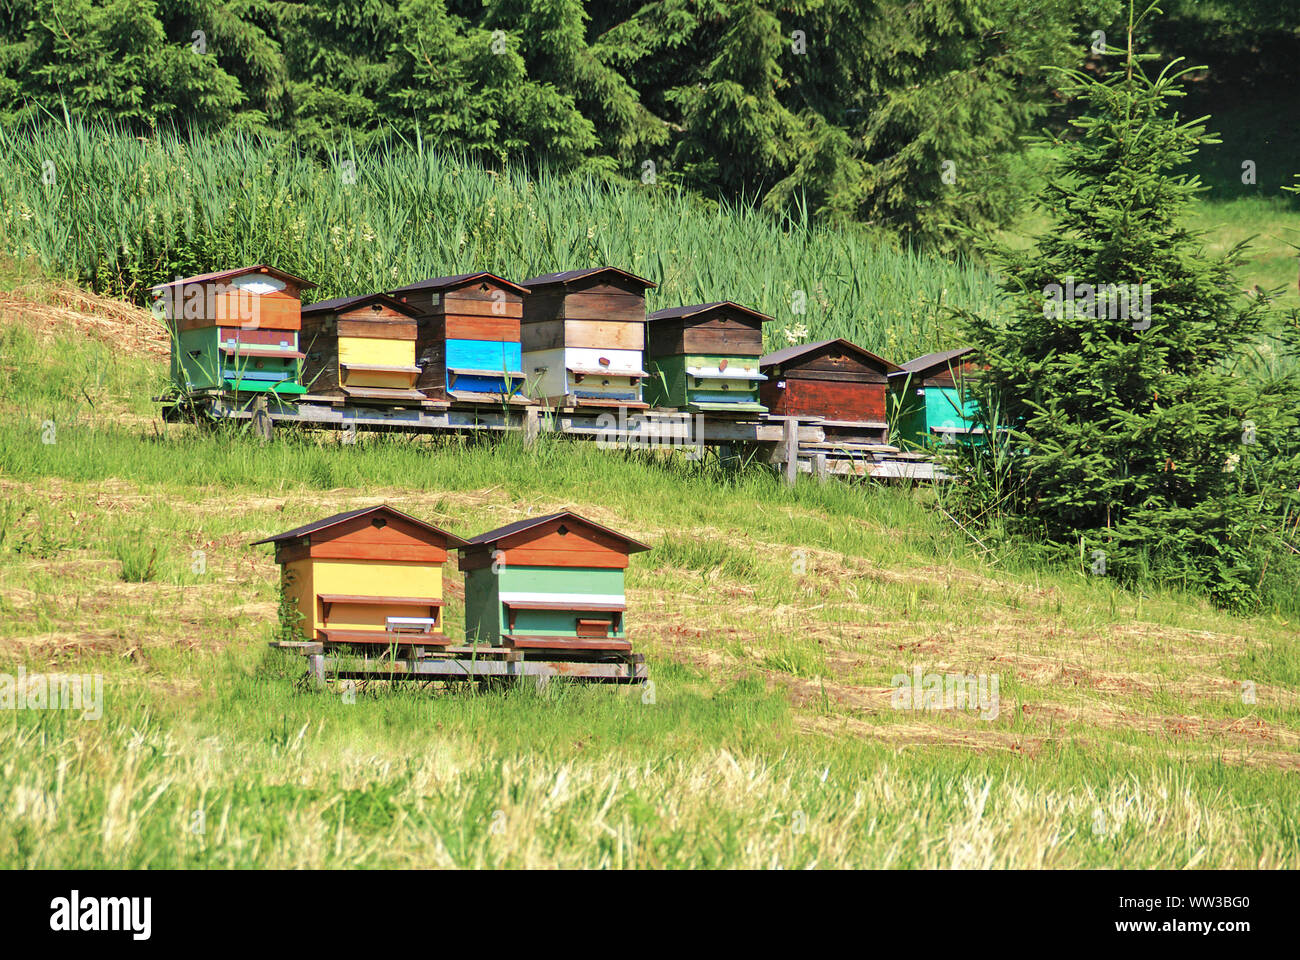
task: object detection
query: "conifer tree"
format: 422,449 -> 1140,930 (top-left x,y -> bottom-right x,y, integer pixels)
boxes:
962,4 -> 1300,608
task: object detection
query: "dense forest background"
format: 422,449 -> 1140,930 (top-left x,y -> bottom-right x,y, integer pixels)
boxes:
1,0 -> 1296,247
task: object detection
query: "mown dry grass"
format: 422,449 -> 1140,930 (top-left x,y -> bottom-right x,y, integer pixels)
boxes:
0,285 -> 1297,868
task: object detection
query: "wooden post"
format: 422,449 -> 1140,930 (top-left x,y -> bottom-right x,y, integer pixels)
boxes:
815,452 -> 828,483
251,394 -> 273,442
783,417 -> 799,486
307,654 -> 326,689
524,406 -> 541,446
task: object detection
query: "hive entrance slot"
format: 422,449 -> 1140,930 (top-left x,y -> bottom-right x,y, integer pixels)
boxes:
576,618 -> 612,638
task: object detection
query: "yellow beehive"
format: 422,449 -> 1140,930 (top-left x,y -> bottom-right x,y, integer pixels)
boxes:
252,504 -> 468,648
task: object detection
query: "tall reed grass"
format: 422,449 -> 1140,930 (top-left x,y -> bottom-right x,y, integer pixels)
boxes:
0,121 -> 1003,360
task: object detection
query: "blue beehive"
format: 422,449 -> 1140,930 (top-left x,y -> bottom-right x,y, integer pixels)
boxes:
389,272 -> 530,403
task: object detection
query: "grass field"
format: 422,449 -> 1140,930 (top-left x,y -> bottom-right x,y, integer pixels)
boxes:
1,284 -> 1297,868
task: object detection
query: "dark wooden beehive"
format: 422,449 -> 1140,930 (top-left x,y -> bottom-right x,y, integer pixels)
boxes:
519,267 -> 657,408
644,301 -> 772,413
299,293 -> 425,405
759,338 -> 900,442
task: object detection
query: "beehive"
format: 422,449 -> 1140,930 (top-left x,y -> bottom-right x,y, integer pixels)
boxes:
644,301 -> 772,413
299,293 -> 426,404
519,268 -> 657,409
458,512 -> 650,651
889,347 -> 982,448
151,265 -> 313,396
252,504 -> 468,648
388,272 -> 529,403
759,338 -> 900,443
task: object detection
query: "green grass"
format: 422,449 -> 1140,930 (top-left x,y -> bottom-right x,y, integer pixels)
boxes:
4,668 -> 1299,868
1,302 -> 1298,868
0,120 -> 1002,362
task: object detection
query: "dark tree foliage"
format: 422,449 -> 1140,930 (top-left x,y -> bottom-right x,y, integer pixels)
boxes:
0,0 -> 1128,242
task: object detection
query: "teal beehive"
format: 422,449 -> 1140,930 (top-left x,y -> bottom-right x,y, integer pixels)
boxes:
888,347 -> 982,448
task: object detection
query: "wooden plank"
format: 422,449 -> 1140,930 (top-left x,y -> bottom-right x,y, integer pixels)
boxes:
520,318 -> 566,352
501,600 -> 626,612
341,363 -> 421,375
216,327 -> 298,346
337,318 -> 417,340
317,594 -> 445,606
319,629 -> 453,646
441,645 -> 524,660
502,635 -> 634,652
219,345 -> 304,359
339,385 -> 427,402
440,296 -> 523,319
325,656 -> 645,683
564,319 -> 644,350
441,283 -> 524,305
444,314 -> 520,340
268,640 -> 325,654
448,390 -> 532,405
762,378 -> 887,423
647,320 -> 763,357
308,654 -> 326,688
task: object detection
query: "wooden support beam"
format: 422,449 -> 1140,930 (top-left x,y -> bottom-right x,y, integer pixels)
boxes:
524,405 -> 541,446
783,417 -> 798,486
307,653 -> 326,689
251,394 -> 273,441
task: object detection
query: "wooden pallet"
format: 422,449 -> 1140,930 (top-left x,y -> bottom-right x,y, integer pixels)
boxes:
159,392 -> 953,486
269,641 -> 647,685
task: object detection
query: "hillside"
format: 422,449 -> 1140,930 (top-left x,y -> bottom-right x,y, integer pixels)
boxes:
1,286 -> 1297,868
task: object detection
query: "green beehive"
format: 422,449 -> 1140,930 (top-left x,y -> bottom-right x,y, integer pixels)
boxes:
889,347 -> 982,449
152,265 -> 313,397
458,511 -> 650,652
644,302 -> 772,413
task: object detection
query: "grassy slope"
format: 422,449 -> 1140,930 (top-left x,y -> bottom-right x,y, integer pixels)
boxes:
1001,84 -> 1300,312
0,285 -> 1297,868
